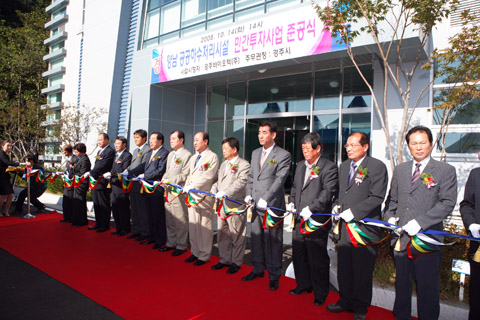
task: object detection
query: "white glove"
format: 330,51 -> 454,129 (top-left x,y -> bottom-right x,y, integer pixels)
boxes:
339,209 -> 354,222
211,186 -> 218,195
469,224 -> 480,238
257,198 -> 267,210
244,195 -> 253,204
183,185 -> 194,193
103,172 -> 112,179
286,202 -> 295,213
300,206 -> 312,220
403,219 -> 422,236
160,179 -> 170,187
388,217 -> 399,226
131,177 -> 139,181
83,172 -> 90,178
137,174 -> 145,179
120,169 -> 128,176
215,191 -> 226,200
332,204 -> 341,214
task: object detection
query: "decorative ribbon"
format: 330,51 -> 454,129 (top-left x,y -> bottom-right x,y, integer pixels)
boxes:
165,185 -> 183,203
88,176 -> 104,189
35,170 -> 52,183
140,180 -> 163,194
118,174 -> 134,193
216,198 -> 250,220
63,175 -> 74,188
299,217 -> 332,234
262,208 -> 290,229
49,173 -> 61,183
185,192 -> 207,207
74,175 -> 86,187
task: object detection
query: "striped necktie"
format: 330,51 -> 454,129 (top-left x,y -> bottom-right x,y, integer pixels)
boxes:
412,163 -> 421,186
348,162 -> 357,184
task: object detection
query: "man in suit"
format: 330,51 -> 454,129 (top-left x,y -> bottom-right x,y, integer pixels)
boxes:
60,144 -> 78,223
243,120 -> 291,291
211,137 -> 250,274
129,132 -> 169,249
125,129 -> 151,241
183,132 -> 219,266
384,126 -> 457,320
160,130 -> 191,256
460,166 -> 480,320
327,132 -> 388,320
86,133 -> 115,232
287,132 -> 338,306
72,143 -> 91,226
104,137 -> 132,236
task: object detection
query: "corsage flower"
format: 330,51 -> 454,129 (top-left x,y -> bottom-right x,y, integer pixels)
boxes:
230,163 -> 238,173
355,166 -> 367,185
199,162 -> 211,171
420,172 -> 436,189
266,159 -> 277,165
310,166 -> 319,180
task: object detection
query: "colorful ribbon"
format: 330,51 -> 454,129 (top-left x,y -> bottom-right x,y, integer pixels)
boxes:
185,192 -> 207,207
165,185 -> 183,203
299,217 -> 332,234
118,174 -> 134,193
216,198 -> 250,220
140,180 -> 163,194
262,208 -> 290,229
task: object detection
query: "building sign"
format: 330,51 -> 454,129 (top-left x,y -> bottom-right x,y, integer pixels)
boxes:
151,5 -> 346,84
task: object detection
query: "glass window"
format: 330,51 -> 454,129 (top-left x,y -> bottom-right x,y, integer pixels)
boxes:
437,132 -> 480,153
314,68 -> 341,110
343,65 -> 372,109
248,73 -> 312,115
266,0 -> 300,12
226,120 -> 245,157
313,114 -> 339,162
48,93 -> 62,104
51,28 -> 58,36
341,113 -> 371,161
50,58 -> 64,69
159,32 -> 179,44
434,59 -> 461,85
433,92 -> 480,125
182,0 -> 206,27
49,75 -> 63,86
235,5 -> 265,22
51,41 -> 64,52
148,0 -> 161,10
227,82 -> 245,117
207,0 -> 233,19
161,2 -> 181,34
207,14 -> 233,30
53,7 -> 66,18
144,8 -> 160,39
235,0 -> 264,11
209,85 -> 226,118
207,121 -> 224,159
181,23 -> 206,38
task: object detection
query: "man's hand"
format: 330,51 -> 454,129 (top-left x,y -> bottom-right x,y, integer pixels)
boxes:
103,172 -> 111,179
120,169 -> 128,176
183,185 -> 194,193
300,206 -> 312,221
257,198 -> 267,210
215,191 -> 226,200
244,195 -> 253,204
137,174 -> 145,179
339,209 -> 354,222
403,219 -> 421,236
83,172 -> 90,178
286,202 -> 295,213
469,224 -> 480,238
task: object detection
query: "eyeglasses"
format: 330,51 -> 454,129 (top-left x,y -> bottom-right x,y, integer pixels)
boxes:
409,141 -> 429,147
344,144 -> 361,149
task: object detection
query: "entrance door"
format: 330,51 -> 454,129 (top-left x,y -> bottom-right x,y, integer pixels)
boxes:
245,116 -> 309,192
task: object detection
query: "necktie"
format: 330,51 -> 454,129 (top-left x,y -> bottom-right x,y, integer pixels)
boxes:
135,148 -> 141,156
149,151 -> 156,162
115,153 -> 120,161
412,163 -> 421,186
260,150 -> 267,169
348,162 -> 357,184
195,154 -> 201,167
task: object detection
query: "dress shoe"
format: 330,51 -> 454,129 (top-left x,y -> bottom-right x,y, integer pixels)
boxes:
185,255 -> 197,263
194,259 -> 207,266
354,313 -> 366,320
327,304 -> 348,313
88,225 -> 99,230
96,228 -> 108,233
226,263 -> 241,274
211,262 -> 229,270
269,280 -> 279,291
35,206 -> 47,213
75,223 -> 88,227
152,244 -> 164,249
127,234 -> 139,239
118,230 -> 129,236
159,246 -> 174,252
314,299 -> 325,306
135,236 -> 147,242
172,249 -> 186,256
241,271 -> 264,281
60,219 -> 70,223
111,231 -> 119,235
289,287 -> 313,295
140,240 -> 154,245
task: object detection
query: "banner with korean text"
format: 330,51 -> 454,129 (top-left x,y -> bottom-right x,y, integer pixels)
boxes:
151,5 -> 346,84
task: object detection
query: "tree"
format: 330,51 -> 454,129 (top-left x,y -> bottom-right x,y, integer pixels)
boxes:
0,7 -> 49,161
314,0 -> 456,170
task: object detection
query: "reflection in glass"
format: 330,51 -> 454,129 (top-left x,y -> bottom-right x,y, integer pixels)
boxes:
227,120 -> 245,157
248,73 -> 312,115
266,0 -> 300,12
159,32 -> 179,44
208,121 -> 224,159
207,14 -> 233,30
182,0 -> 206,27
314,68 -> 341,110
148,0 -> 161,10
235,5 -> 265,22
181,23 -> 206,38
341,113 -> 371,161
209,85 -> 226,118
437,133 -> 480,153
208,0 -> 233,19
144,9 -> 160,39
433,91 -> 480,125
343,65 -> 372,109
227,82 -> 245,117
236,0 -> 264,11
160,2 -> 180,34
313,114 -> 339,162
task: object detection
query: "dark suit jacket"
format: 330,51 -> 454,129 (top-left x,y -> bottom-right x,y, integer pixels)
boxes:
384,158 -> 457,250
338,155 -> 388,238
130,146 -> 169,182
73,154 -> 91,190
460,167 -> 480,253
246,145 -> 291,212
66,155 -> 79,179
290,157 -> 338,224
110,150 -> 132,189
90,145 -> 115,190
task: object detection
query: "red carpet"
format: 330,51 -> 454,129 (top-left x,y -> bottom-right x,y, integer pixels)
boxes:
0,212 -> 394,319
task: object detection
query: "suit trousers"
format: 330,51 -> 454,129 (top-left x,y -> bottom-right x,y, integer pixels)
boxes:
292,220 -> 330,302
145,190 -> 166,245
111,188 -> 131,233
62,187 -> 74,221
217,211 -> 247,266
130,183 -> 149,237
469,258 -> 480,320
337,222 -> 378,314
164,194 -> 189,250
72,183 -> 88,226
15,187 -> 46,211
92,188 -> 111,229
188,202 -> 214,261
251,208 -> 284,281
393,250 -> 442,320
